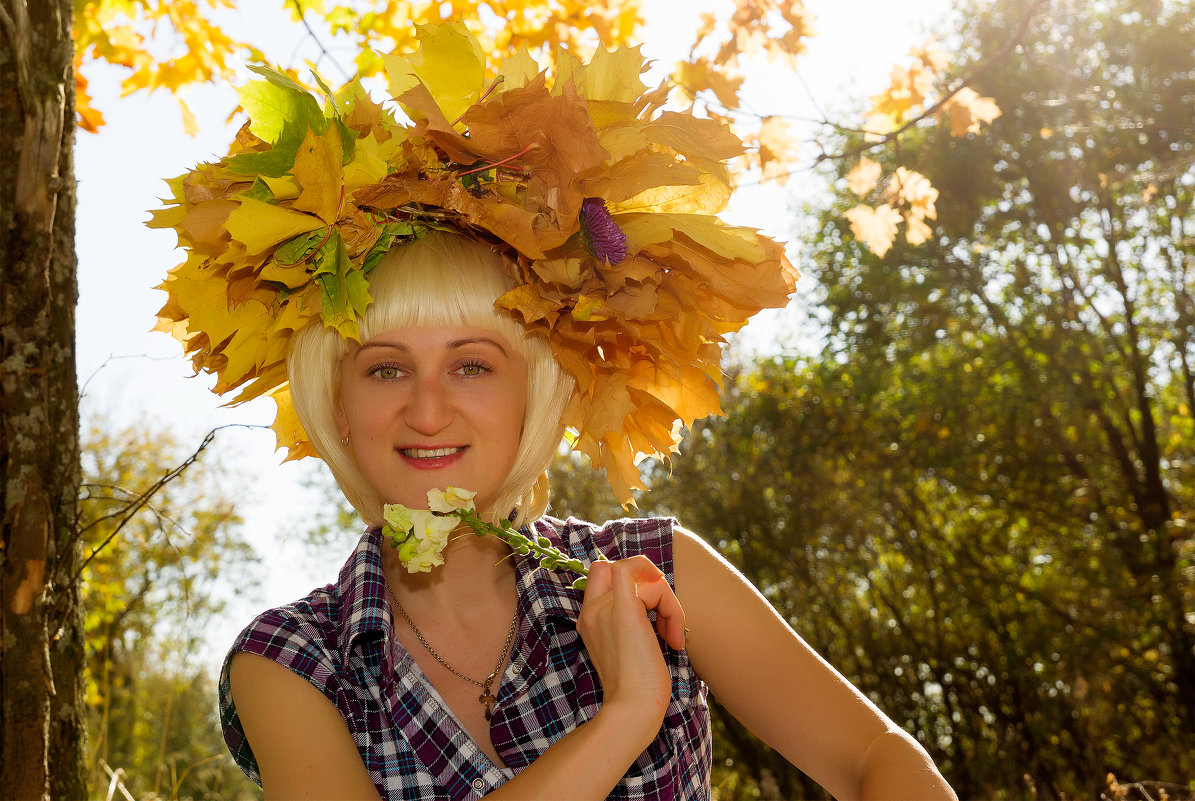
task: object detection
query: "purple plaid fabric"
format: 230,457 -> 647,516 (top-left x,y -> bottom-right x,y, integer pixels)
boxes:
218,517 -> 712,800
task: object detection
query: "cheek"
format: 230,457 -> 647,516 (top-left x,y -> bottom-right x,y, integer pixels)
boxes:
340,384 -> 393,434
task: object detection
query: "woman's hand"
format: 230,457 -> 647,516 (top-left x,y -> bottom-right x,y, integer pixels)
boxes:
575,556 -> 685,743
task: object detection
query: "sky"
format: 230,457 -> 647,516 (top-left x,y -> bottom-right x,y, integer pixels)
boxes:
73,0 -> 956,669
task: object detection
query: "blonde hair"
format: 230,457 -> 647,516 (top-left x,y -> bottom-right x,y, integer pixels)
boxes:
288,232 -> 575,528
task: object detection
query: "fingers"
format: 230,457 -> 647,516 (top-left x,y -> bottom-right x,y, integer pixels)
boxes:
583,558 -> 614,603
633,574 -> 687,651
600,556 -> 687,652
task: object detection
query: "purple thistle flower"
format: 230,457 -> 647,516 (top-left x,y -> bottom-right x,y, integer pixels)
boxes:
579,197 -> 627,265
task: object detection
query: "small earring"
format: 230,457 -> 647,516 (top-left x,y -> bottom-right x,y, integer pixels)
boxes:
340,434 -> 350,446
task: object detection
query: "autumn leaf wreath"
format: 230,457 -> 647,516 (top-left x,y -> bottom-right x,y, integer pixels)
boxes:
151,21 -> 798,503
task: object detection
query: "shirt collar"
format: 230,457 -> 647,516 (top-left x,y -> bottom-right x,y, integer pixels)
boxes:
335,521 -> 587,675
336,528 -> 393,672
514,518 -> 585,625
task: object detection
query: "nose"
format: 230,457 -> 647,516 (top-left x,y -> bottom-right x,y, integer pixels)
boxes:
403,375 -> 454,435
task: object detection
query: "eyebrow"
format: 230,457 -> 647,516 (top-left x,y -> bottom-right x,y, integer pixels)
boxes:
356,336 -> 509,355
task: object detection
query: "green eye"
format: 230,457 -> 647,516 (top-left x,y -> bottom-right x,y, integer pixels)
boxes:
374,366 -> 399,380
459,363 -> 484,376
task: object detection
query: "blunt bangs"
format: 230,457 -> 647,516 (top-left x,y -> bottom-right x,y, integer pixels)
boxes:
358,234 -> 528,356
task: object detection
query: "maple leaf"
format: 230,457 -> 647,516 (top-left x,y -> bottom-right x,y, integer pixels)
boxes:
312,232 -> 371,340
847,158 -> 882,197
887,167 -> 938,218
291,125 -> 345,224
757,116 -> 800,185
225,197 -> 325,256
268,383 -> 319,462
844,204 -> 902,257
569,43 -> 649,104
910,38 -> 949,74
383,22 -> 486,127
903,211 -> 934,246
498,45 -> 542,90
74,54 -> 105,133
941,87 -> 1002,136
672,58 -> 745,110
228,67 -> 328,177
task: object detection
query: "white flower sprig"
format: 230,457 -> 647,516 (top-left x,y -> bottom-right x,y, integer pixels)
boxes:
382,487 -> 601,588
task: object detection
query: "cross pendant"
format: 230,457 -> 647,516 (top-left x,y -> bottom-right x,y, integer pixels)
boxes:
479,691 -> 496,720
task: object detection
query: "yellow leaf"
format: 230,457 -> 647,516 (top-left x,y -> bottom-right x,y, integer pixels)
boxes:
910,38 -> 949,73
903,211 -> 933,246
291,125 -> 344,224
846,158 -> 882,197
573,43 -> 648,104
627,358 -> 722,423
177,96 -> 200,136
844,204 -> 902,257
615,172 -> 732,216
497,45 -> 541,90
261,174 -> 302,200
74,54 -> 105,133
268,383 -> 317,461
383,21 -> 485,126
672,58 -> 744,109
225,197 -> 324,255
343,133 -> 395,193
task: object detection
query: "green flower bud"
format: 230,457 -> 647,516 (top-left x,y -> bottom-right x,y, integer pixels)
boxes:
398,540 -> 419,562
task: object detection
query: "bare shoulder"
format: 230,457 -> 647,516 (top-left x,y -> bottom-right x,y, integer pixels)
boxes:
229,652 -> 380,800
670,525 -> 890,794
670,525 -> 955,799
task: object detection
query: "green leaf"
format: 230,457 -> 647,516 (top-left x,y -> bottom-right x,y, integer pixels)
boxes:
361,221 -> 422,275
227,68 -> 327,177
313,231 -> 371,340
274,229 -> 327,265
238,177 -> 278,205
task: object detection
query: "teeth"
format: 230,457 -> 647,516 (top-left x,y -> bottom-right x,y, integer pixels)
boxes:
401,447 -> 462,459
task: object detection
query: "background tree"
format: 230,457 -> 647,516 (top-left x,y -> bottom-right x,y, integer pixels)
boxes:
778,0 -> 1189,795
0,0 -> 88,797
0,0 -> 1013,794
79,418 -> 259,799
552,0 -> 1194,796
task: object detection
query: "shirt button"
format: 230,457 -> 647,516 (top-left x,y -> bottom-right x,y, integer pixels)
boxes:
472,778 -> 485,793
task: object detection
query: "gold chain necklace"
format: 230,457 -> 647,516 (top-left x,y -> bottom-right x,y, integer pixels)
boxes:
386,584 -> 519,721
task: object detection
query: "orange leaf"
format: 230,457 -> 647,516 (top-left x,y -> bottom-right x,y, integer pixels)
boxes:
941,87 -> 1001,136
844,204 -> 902,257
846,158 -> 882,197
758,116 -> 799,185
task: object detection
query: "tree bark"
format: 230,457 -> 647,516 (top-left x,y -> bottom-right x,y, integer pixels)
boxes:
0,0 -> 86,798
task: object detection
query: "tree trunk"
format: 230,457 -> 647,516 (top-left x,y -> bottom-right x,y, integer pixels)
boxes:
0,0 -> 87,798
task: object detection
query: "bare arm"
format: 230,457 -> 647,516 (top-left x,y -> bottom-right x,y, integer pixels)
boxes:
230,556 -> 685,800
230,653 -> 382,801
673,527 -> 956,801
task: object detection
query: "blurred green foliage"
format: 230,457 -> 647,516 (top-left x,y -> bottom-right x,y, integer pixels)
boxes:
79,420 -> 260,799
554,0 -> 1194,796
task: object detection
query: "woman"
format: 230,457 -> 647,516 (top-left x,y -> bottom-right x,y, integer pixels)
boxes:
152,22 -> 956,799
220,233 -> 956,799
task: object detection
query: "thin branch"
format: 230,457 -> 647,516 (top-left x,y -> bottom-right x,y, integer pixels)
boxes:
813,0 -> 1048,167
289,0 -> 352,83
60,423 -> 268,592
79,353 -> 181,399
77,483 -> 191,544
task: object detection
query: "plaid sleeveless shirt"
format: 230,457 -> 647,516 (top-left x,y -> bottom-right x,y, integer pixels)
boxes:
218,517 -> 712,799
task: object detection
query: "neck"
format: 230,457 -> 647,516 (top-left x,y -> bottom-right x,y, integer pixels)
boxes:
382,526 -> 517,617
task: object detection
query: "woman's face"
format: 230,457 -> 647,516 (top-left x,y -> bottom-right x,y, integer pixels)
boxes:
336,325 -> 528,513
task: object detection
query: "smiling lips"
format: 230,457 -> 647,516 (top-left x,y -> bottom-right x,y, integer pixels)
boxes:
398,445 -> 466,470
